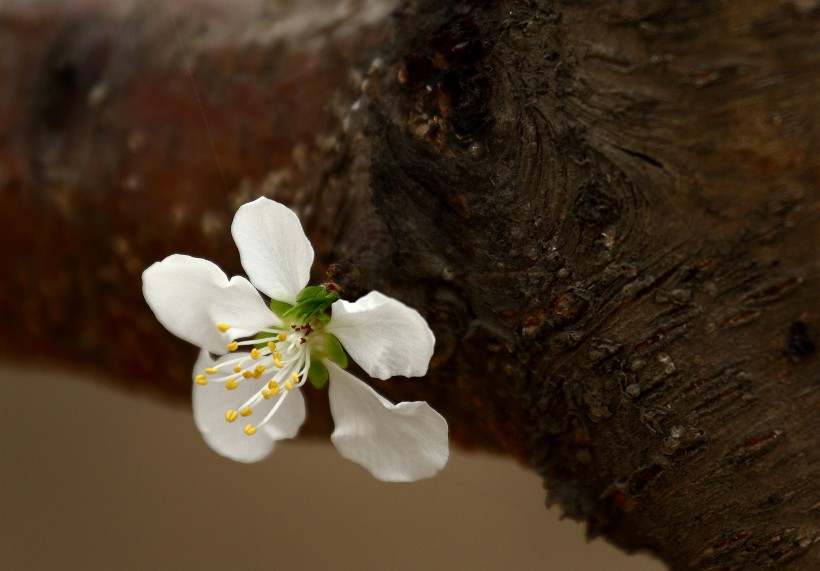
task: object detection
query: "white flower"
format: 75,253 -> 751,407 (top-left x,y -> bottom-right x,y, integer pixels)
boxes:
142,197 -> 448,482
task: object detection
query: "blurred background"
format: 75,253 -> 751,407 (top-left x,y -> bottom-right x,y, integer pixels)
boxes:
0,365 -> 665,570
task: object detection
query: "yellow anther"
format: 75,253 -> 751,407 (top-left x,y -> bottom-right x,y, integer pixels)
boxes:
240,407 -> 253,417
251,348 -> 261,360
285,379 -> 293,391
278,332 -> 287,341
290,372 -> 299,385
225,409 -> 238,423
267,341 -> 277,352
233,365 -> 242,373
205,367 -> 219,375
274,358 -> 284,369
217,322 -> 230,333
225,378 -> 238,390
194,374 -> 207,386
255,364 -> 266,374
252,369 -> 262,379
227,341 -> 239,351
262,389 -> 271,399
274,353 -> 282,360
268,380 -> 280,392
243,424 -> 257,436
242,370 -> 252,379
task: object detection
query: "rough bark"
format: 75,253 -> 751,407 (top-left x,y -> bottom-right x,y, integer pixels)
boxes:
1,1 -> 818,569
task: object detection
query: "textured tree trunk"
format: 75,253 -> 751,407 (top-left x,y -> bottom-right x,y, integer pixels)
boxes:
1,1 -> 818,569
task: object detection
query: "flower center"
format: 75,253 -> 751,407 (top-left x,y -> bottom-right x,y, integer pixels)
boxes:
195,321 -> 321,436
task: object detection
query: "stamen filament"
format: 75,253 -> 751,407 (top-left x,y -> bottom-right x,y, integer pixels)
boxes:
235,387 -> 267,415
209,320 -> 316,433
231,339 -> 267,347
257,390 -> 291,427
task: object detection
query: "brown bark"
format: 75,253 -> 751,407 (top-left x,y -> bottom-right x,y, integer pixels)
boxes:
1,1 -> 818,569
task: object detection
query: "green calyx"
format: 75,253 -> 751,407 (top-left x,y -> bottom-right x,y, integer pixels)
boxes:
307,360 -> 328,388
268,299 -> 294,319
273,285 -> 339,324
266,286 -> 349,390
324,333 -> 348,368
306,334 -> 348,389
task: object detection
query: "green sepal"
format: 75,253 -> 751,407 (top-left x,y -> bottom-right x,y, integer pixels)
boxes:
325,334 -> 348,368
283,285 -> 339,323
296,285 -> 327,302
308,360 -> 329,389
269,299 -> 294,319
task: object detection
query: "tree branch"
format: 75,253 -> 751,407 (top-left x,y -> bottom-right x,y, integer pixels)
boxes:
1,1 -> 818,568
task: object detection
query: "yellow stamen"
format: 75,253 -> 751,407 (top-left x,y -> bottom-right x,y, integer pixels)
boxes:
242,370 -> 252,379
290,372 -> 299,385
244,424 -> 257,436
274,353 -> 282,360
225,378 -> 238,390
227,341 -> 238,351
240,407 -> 253,417
217,322 -> 230,332
274,358 -> 284,369
267,341 -> 277,351
252,369 -> 262,379
205,367 -> 218,375
233,365 -> 242,373
194,374 -> 207,386
278,333 -> 287,341
268,380 -> 280,393
225,409 -> 238,423
285,379 -> 293,391
251,348 -> 261,360
262,389 -> 271,399
255,365 -> 266,374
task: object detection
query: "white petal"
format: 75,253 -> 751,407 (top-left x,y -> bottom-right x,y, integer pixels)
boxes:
261,388 -> 306,441
192,352 -> 305,463
327,363 -> 448,482
192,352 -> 273,462
143,254 -> 278,355
231,197 -> 313,303
326,291 -> 435,380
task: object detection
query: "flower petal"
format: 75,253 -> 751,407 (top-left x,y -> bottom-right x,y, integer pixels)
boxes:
327,363 -> 448,482
192,352 -> 274,462
143,254 -> 277,355
231,197 -> 313,303
326,291 -> 435,380
261,388 -> 306,441
192,351 -> 305,463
